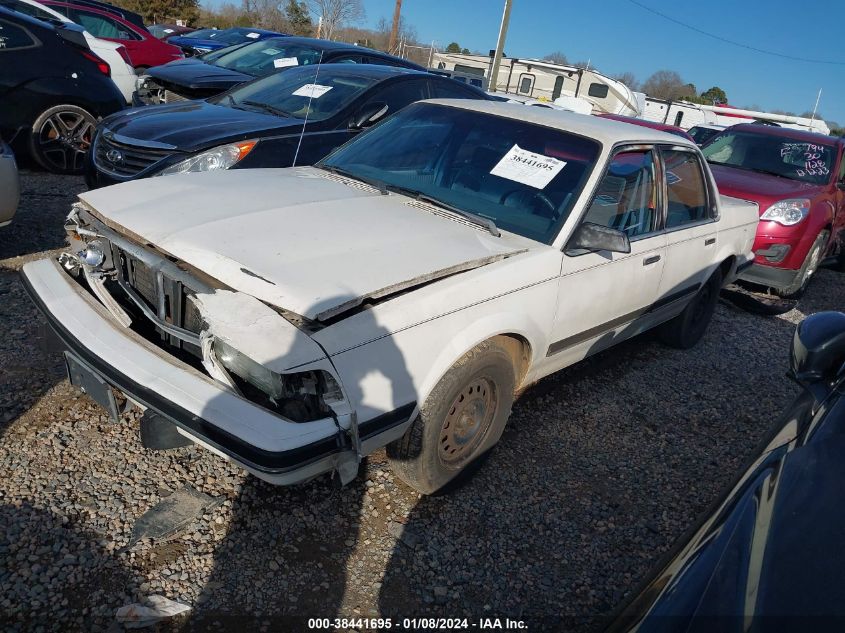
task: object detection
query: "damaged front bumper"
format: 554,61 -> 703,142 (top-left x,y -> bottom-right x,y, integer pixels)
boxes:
21,258 -> 356,485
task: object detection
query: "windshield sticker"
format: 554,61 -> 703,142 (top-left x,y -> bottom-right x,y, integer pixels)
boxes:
273,57 -> 299,68
261,47 -> 281,55
246,32 -> 260,38
490,144 -> 566,189
163,28 -> 174,33
292,83 -> 333,98
780,142 -> 830,178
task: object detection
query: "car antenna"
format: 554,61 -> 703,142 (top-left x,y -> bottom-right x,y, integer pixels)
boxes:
292,50 -> 324,168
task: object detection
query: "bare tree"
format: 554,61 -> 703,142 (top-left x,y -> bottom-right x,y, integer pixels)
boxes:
641,70 -> 694,100
612,71 -> 638,91
307,0 -> 364,39
542,51 -> 568,65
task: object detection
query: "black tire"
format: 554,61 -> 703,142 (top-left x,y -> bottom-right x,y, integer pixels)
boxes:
28,105 -> 96,174
776,230 -> 828,299
658,268 -> 722,349
387,339 -> 516,494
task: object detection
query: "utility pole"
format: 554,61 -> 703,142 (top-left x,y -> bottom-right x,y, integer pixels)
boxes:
388,0 -> 402,54
489,0 -> 513,93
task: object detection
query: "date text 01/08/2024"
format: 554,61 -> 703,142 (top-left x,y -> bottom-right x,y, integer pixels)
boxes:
307,618 -> 529,630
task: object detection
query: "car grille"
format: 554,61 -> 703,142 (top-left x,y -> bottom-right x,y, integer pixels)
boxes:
164,90 -> 189,103
94,134 -> 172,179
115,247 -> 203,355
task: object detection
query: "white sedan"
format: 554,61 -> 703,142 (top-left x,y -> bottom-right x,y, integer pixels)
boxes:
22,100 -> 759,493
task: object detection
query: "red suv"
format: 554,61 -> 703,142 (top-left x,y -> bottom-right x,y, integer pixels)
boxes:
42,0 -> 183,70
702,124 -> 845,296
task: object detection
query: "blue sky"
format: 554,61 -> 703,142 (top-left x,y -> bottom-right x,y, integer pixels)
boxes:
357,0 -> 845,125
206,0 -> 845,125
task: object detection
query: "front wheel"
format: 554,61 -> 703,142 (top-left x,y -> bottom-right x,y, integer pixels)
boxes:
777,230 -> 828,299
387,339 -> 516,494
658,268 -> 722,349
28,105 -> 96,174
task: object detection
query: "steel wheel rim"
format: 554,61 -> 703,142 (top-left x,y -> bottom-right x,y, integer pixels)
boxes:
36,111 -> 94,172
439,377 -> 497,469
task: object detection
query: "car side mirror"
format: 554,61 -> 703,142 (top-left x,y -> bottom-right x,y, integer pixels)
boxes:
790,311 -> 845,384
349,102 -> 388,130
565,222 -> 631,255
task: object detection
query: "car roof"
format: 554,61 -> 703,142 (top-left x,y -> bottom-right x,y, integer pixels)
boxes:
227,26 -> 283,35
599,113 -> 690,135
282,63 -> 427,79
727,123 -> 844,146
424,100 -> 699,147
258,35 -> 418,60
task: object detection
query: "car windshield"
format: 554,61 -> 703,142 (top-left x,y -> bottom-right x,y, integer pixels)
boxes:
218,66 -> 378,121
688,126 -> 719,145
182,28 -> 218,39
320,103 -> 601,244
702,130 -> 835,184
212,39 -> 325,77
212,28 -> 266,45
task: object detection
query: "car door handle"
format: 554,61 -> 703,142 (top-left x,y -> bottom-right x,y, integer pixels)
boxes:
705,237 -> 716,245
643,255 -> 661,266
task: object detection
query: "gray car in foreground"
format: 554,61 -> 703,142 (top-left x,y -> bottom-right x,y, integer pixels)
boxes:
0,140 -> 20,227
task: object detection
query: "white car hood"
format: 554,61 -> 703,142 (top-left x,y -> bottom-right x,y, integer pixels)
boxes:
79,168 -> 531,321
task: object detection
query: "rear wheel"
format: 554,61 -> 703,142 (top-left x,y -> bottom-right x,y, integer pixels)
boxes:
658,268 -> 722,349
28,105 -> 96,174
387,339 -> 515,494
777,230 -> 828,299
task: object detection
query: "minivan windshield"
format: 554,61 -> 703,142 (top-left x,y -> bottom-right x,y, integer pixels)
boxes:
218,66 -> 378,121
212,38 -> 326,77
702,130 -> 835,184
320,103 -> 601,244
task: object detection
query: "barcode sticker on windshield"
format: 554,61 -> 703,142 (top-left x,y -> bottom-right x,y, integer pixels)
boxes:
490,144 -> 566,189
246,32 -> 260,38
261,48 -> 281,55
292,84 -> 333,98
273,57 -> 299,68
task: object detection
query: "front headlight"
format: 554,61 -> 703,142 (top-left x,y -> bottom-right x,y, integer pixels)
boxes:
760,198 -> 811,226
155,140 -> 258,176
135,74 -> 151,91
213,339 -> 343,421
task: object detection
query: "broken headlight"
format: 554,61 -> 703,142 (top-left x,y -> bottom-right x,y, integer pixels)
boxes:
213,339 -> 343,422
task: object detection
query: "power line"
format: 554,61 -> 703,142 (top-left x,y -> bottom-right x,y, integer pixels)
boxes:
627,0 -> 845,66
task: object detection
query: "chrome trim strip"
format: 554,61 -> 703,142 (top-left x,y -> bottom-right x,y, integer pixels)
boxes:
103,129 -> 178,151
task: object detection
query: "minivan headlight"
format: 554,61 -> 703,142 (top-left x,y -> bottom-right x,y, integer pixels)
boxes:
760,199 -> 810,226
156,140 -> 258,176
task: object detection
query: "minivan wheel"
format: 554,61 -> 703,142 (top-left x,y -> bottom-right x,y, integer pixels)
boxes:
658,268 -> 722,349
29,105 -> 96,174
387,339 -> 515,495
777,230 -> 828,299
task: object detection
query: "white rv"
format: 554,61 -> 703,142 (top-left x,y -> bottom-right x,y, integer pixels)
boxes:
430,52 -> 640,116
642,99 -> 830,135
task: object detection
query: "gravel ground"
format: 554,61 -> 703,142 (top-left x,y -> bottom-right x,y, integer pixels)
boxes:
1,169 -> 844,631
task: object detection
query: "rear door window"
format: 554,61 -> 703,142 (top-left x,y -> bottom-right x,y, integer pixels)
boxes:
69,8 -> 139,40
0,18 -> 36,50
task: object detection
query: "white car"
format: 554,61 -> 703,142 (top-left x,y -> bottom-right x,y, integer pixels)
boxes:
22,101 -> 759,493
6,0 -> 135,103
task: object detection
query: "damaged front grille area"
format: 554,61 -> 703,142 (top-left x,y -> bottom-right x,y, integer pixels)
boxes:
110,244 -> 204,357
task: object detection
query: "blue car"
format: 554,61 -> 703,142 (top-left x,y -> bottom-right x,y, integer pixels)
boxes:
167,27 -> 287,56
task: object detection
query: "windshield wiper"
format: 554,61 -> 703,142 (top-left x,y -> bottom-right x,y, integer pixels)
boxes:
240,100 -> 290,117
384,184 -> 500,237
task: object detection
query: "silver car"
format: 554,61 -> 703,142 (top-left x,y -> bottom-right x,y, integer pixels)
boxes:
0,140 -> 20,227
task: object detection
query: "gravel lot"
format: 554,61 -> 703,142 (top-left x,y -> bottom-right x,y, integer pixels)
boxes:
1,169 -> 843,631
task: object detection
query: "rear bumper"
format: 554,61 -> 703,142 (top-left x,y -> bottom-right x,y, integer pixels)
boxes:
21,258 -> 349,485
737,261 -> 799,290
